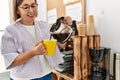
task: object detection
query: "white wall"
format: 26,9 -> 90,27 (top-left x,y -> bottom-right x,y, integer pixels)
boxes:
86,0 -> 120,74
37,0 -> 47,21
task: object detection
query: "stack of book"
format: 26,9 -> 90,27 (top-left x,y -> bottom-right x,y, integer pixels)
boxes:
55,50 -> 74,72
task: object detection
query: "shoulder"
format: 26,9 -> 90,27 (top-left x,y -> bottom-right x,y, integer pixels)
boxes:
3,22 -> 20,38
6,21 -> 19,31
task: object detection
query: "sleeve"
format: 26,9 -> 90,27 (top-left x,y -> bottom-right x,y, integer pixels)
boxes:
1,30 -> 19,69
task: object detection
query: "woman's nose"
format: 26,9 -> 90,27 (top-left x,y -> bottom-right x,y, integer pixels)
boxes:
28,7 -> 34,13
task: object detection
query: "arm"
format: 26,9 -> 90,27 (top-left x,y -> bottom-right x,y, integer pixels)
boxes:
1,31 -> 46,68
11,41 -> 46,66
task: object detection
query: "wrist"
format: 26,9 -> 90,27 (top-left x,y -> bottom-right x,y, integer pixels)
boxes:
28,49 -> 36,57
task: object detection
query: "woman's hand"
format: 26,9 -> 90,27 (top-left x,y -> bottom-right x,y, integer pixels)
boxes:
30,40 -> 47,56
58,42 -> 67,49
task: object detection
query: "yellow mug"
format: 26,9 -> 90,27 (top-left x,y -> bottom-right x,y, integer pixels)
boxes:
43,39 -> 57,56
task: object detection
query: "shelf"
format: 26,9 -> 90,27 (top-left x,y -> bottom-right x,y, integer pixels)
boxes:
52,35 -> 103,80
52,69 -> 74,80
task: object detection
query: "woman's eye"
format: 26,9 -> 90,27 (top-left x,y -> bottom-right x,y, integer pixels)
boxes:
23,6 -> 29,9
31,5 -> 36,8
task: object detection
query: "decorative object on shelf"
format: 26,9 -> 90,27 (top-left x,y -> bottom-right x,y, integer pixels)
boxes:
50,17 -> 73,44
50,16 -> 76,52
77,24 -> 86,36
89,47 -> 111,80
114,53 -> 120,80
55,50 -> 74,72
87,15 -> 95,35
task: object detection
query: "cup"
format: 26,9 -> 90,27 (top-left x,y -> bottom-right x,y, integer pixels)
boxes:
87,23 -> 95,35
77,24 -> 86,36
87,15 -> 94,24
43,39 -> 57,56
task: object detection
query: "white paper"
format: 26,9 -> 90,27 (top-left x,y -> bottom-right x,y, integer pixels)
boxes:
65,2 -> 82,22
47,8 -> 57,24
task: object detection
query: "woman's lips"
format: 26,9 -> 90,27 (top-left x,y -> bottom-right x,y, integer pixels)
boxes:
27,15 -> 34,18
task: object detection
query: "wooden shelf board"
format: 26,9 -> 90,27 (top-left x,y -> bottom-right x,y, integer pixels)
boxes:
52,69 -> 74,80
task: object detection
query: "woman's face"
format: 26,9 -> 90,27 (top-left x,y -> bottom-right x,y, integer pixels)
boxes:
17,0 -> 38,25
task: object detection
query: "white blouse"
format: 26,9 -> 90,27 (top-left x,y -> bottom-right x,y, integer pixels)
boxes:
1,19 -> 64,79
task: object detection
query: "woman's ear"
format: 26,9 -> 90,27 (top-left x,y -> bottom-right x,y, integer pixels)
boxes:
17,9 -> 20,14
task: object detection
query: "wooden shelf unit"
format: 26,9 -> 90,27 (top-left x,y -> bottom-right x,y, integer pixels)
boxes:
52,35 -> 100,80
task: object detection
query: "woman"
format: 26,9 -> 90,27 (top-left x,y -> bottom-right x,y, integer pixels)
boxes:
1,0 -> 64,80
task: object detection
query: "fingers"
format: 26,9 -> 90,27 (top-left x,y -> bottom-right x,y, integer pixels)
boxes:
33,40 -> 47,55
35,40 -> 43,46
37,43 -> 47,55
41,48 -> 47,54
38,43 -> 45,50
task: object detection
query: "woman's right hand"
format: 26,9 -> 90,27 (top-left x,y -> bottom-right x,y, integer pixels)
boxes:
58,42 -> 67,49
30,41 -> 47,56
